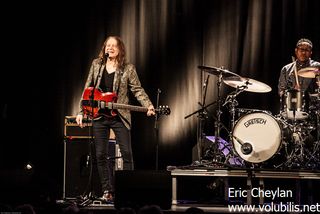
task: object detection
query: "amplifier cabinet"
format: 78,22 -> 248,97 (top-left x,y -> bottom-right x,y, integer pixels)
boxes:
63,138 -> 122,199
64,116 -> 115,139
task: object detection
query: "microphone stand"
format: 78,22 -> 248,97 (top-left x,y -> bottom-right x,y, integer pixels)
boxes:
155,89 -> 161,170
80,59 -> 105,206
185,74 -> 211,162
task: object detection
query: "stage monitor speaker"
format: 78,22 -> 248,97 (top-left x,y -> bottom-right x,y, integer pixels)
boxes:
63,138 -> 121,199
114,170 -> 172,210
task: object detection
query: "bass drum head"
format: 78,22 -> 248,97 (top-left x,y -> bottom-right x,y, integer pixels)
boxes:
232,112 -> 282,163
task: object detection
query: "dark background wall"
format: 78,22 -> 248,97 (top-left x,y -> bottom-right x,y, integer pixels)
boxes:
1,0 -> 319,202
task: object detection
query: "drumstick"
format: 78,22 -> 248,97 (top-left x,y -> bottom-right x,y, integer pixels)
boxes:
292,56 -> 300,89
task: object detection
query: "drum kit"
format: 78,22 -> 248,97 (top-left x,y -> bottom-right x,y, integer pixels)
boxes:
196,65 -> 320,170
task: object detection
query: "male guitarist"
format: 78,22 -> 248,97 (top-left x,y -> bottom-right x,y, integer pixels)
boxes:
76,36 -> 155,202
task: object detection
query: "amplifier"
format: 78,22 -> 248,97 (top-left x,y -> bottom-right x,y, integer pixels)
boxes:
64,116 -> 115,139
63,138 -> 123,199
63,115 -> 122,199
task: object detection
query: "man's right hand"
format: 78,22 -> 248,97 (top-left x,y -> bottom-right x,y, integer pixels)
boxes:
76,114 -> 84,128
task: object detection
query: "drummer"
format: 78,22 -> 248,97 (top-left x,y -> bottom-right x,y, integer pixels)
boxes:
278,38 -> 320,97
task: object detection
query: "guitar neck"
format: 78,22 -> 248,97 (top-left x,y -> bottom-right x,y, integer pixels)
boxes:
109,103 -> 148,112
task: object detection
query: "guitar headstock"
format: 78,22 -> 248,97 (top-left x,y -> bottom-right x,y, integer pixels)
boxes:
156,105 -> 171,116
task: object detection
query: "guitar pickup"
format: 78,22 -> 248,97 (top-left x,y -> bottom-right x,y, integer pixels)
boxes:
105,102 -> 113,110
100,101 -> 106,109
81,100 -> 100,108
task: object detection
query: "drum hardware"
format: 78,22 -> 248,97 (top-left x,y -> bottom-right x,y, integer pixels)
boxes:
222,86 -> 247,166
278,86 -> 320,169
280,89 -> 309,121
277,120 -> 320,170
222,85 -> 247,127
197,65 -> 243,137
222,76 -> 273,166
202,136 -> 243,167
248,116 -> 316,169
203,66 -> 232,164
186,65 -> 240,166
184,74 -> 215,162
310,74 -> 320,142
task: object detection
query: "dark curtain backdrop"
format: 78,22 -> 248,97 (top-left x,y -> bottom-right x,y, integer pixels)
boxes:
1,0 -> 319,198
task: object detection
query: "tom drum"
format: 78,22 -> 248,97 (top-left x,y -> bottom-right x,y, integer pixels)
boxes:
281,89 -> 309,120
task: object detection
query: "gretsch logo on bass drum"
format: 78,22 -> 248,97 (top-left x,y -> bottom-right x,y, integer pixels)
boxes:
244,118 -> 267,128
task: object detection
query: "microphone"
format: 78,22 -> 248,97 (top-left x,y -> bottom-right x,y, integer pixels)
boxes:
99,53 -> 109,64
241,142 -> 253,155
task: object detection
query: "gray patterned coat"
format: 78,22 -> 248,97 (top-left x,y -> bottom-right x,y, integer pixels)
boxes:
78,58 -> 154,130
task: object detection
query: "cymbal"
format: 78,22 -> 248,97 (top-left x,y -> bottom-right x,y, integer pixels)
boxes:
198,65 -> 241,77
297,66 -> 320,78
223,76 -> 272,93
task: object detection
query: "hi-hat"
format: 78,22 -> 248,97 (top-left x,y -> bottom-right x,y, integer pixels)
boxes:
297,66 -> 320,78
198,65 -> 241,78
223,76 -> 272,93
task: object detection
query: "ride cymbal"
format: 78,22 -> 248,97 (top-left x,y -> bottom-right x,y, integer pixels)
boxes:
198,65 -> 241,78
223,76 -> 272,93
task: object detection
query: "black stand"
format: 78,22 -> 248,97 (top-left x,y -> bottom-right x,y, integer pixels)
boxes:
155,89 -> 161,170
185,72 -> 228,165
79,61 -> 105,206
185,74 -> 211,161
316,76 -> 320,143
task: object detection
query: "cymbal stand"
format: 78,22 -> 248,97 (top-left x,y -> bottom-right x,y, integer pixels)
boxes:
215,73 -> 223,137
223,85 -> 247,128
200,72 -> 227,164
316,80 -> 320,142
222,85 -> 247,167
206,71 -> 229,164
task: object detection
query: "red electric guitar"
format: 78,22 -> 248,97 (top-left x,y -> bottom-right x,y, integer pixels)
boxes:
81,87 -> 171,118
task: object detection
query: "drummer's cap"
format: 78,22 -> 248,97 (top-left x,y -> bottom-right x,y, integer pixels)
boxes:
296,38 -> 313,49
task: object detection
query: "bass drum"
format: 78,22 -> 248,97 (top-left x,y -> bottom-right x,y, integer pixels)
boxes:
232,111 -> 282,163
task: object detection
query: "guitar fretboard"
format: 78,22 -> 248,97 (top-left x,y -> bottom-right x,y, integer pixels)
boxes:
108,103 -> 148,112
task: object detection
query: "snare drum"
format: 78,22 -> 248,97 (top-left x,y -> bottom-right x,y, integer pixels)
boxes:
232,112 -> 282,163
236,108 -> 272,118
281,89 -> 309,120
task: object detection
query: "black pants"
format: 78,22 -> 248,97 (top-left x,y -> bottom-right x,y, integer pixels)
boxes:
93,116 -> 133,193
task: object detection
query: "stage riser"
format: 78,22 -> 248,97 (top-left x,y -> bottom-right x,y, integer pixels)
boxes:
171,169 -> 320,206
114,170 -> 172,210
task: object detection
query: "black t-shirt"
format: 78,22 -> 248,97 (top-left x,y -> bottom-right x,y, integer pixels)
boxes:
100,68 -> 115,92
